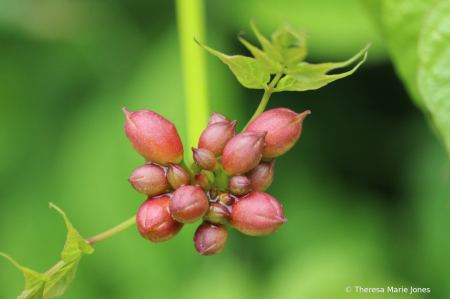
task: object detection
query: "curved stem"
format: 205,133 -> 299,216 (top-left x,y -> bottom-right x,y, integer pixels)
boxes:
86,215 -> 136,245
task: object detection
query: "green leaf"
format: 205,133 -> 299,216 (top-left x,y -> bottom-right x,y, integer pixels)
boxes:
271,22 -> 308,67
237,35 -> 282,74
286,43 -> 370,82
274,52 -> 367,92
417,0 -> 450,157
250,18 -> 283,64
43,257 -> 82,299
0,251 -> 50,299
196,39 -> 270,89
50,203 -> 94,263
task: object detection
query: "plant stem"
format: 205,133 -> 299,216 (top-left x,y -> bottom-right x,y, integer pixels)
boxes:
243,72 -> 283,131
45,260 -> 66,276
86,215 -> 136,245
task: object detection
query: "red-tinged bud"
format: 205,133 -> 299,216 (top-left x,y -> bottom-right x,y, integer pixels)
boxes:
167,162 -> 191,189
245,160 -> 275,191
123,108 -> 184,166
228,191 -> 287,236
219,192 -> 235,205
245,108 -> 310,159
203,202 -> 230,224
194,173 -> 211,191
192,148 -> 218,171
194,222 -> 228,256
222,131 -> 267,176
136,196 -> 184,243
169,185 -> 209,224
209,186 -> 219,200
198,120 -> 237,157
229,175 -> 251,196
128,164 -> 170,197
207,111 -> 230,126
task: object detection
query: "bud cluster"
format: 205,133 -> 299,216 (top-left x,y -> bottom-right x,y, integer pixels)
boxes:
123,107 -> 310,255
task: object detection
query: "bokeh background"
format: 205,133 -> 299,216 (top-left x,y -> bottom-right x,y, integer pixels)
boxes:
1,0 -> 449,298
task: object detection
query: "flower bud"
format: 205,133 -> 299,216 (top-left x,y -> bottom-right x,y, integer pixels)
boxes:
222,131 -> 267,176
228,175 -> 251,196
209,186 -> 219,200
192,148 -> 218,172
167,162 -> 191,189
198,120 -> 237,157
128,164 -> 170,197
246,108 -> 310,159
207,111 -> 230,126
203,202 -> 230,224
245,160 -> 275,191
123,108 -> 184,166
136,196 -> 184,243
228,191 -> 287,236
219,192 -> 235,205
169,185 -> 209,224
194,173 -> 210,191
194,222 -> 228,256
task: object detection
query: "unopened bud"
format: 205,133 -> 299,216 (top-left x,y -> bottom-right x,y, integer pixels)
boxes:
203,202 -> 230,224
229,191 -> 287,236
128,164 -> 170,197
245,160 -> 275,191
198,120 -> 237,157
194,222 -> 228,256
246,108 -> 310,159
219,192 -> 235,205
207,111 -> 230,126
123,108 -> 184,166
167,162 -> 191,189
194,173 -> 211,191
222,131 -> 267,176
169,185 -> 209,224
192,148 -> 218,172
209,186 -> 219,200
136,196 -> 184,243
228,175 -> 251,196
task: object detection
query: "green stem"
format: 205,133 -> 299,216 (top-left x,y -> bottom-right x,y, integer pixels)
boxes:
45,260 -> 66,276
86,215 -> 136,245
242,72 -> 283,131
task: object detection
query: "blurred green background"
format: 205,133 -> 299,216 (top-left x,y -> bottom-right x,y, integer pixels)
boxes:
0,0 -> 449,298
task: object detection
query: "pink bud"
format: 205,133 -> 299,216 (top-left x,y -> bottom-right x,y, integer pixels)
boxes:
222,131 -> 267,176
228,191 -> 287,236
245,160 -> 275,191
192,148 -> 218,172
203,202 -> 230,224
128,164 -> 170,197
198,120 -> 237,157
209,186 -> 219,201
246,108 -> 310,158
194,173 -> 211,191
207,111 -> 230,126
169,185 -> 209,224
228,175 -> 251,196
136,196 -> 184,243
194,222 -> 228,256
167,162 -> 191,189
123,108 -> 184,166
219,192 -> 235,205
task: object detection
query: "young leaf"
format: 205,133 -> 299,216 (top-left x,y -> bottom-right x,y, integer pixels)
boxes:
286,43 -> 370,82
271,23 -> 308,67
195,38 -> 270,90
50,203 -> 94,263
237,35 -> 283,74
250,18 -> 283,64
417,0 -> 450,157
0,251 -> 50,299
274,52 -> 367,92
43,257 -> 82,299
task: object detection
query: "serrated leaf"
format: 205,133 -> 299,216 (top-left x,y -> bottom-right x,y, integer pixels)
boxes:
250,18 -> 283,64
274,52 -> 367,92
286,43 -> 370,82
196,39 -> 270,90
50,203 -> 94,263
0,252 -> 50,299
237,35 -> 282,74
417,0 -> 450,158
43,256 -> 82,299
